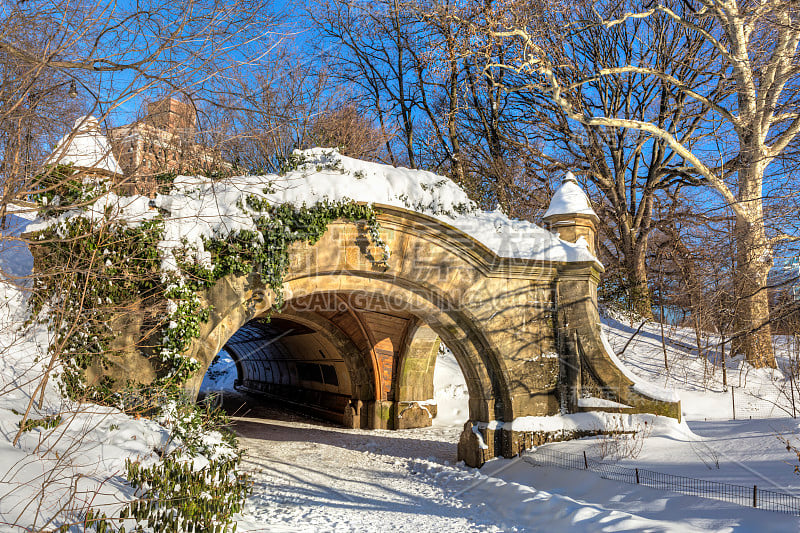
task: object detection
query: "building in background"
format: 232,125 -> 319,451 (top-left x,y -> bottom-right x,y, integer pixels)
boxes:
109,98 -> 232,194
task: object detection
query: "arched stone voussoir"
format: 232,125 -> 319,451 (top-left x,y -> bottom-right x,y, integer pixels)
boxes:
284,204 -> 560,312
183,272 -> 275,397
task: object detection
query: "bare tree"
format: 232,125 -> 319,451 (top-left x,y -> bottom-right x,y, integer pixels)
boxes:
502,4 -> 716,317
311,0 -> 555,214
310,0 -> 419,168
205,55 -> 384,173
209,61 -> 328,173
0,0 -> 277,196
307,104 -> 387,159
0,0 -> 281,528
486,0 -> 800,368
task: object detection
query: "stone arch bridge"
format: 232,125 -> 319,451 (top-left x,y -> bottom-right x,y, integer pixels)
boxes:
35,122 -> 678,466
142,200 -> 676,466
36,200 -> 681,467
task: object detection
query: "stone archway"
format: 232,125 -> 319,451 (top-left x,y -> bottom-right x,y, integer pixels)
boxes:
213,293 -> 454,431
28,138 -> 682,467
48,199 -> 681,466
187,276 -> 512,431
157,204 -> 681,465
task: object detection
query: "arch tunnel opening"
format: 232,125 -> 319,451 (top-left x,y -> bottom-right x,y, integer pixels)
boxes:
197,292 -> 470,431
213,316 -> 351,423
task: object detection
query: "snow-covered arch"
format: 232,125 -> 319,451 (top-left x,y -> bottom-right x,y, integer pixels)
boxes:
172,202 -> 680,466
30,147 -> 680,466
182,206 -> 524,429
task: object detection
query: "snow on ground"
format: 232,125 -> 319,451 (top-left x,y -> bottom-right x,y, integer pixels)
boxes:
211,334 -> 799,532
230,404 -> 798,532
233,405 -> 491,532
601,313 -> 797,421
0,282 -> 173,530
2,264 -> 799,531
480,450 -> 796,532
432,345 -> 468,427
0,214 -> 34,283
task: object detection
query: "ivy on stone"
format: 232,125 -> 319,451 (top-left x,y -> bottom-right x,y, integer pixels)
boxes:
31,181 -> 387,532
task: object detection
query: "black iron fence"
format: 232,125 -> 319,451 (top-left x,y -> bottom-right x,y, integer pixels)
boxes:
524,447 -> 800,516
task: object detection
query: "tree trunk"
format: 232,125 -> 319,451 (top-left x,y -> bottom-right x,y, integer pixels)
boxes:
617,227 -> 653,319
626,241 -> 653,319
733,168 -> 776,368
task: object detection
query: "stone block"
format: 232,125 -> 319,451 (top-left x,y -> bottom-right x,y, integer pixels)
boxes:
395,401 -> 436,429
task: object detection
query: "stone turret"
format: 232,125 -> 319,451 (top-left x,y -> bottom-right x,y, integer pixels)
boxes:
543,172 -> 599,256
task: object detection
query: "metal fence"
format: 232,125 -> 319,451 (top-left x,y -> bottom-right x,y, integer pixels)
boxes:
524,447 -> 800,516
729,386 -> 798,420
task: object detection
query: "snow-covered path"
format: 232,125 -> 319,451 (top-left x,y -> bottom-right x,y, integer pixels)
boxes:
231,403 -> 800,532
233,405 -> 507,532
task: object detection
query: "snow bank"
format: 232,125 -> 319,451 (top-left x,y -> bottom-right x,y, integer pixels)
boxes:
494,412 -> 685,436
408,457 -> 714,532
0,281 -> 171,527
0,279 -> 239,529
599,325 -> 680,403
577,397 -> 632,409
472,412 -> 687,436
0,214 -> 34,280
601,315 -> 798,421
432,345 -> 469,427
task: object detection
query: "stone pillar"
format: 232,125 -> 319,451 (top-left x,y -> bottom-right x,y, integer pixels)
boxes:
543,213 -> 599,256
392,322 -> 440,429
343,399 -> 364,429
367,400 -> 394,429
457,421 -> 498,468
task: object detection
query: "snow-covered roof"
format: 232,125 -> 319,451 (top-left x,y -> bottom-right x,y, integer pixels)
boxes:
30,148 -> 600,266
543,172 -> 597,219
46,116 -> 122,175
